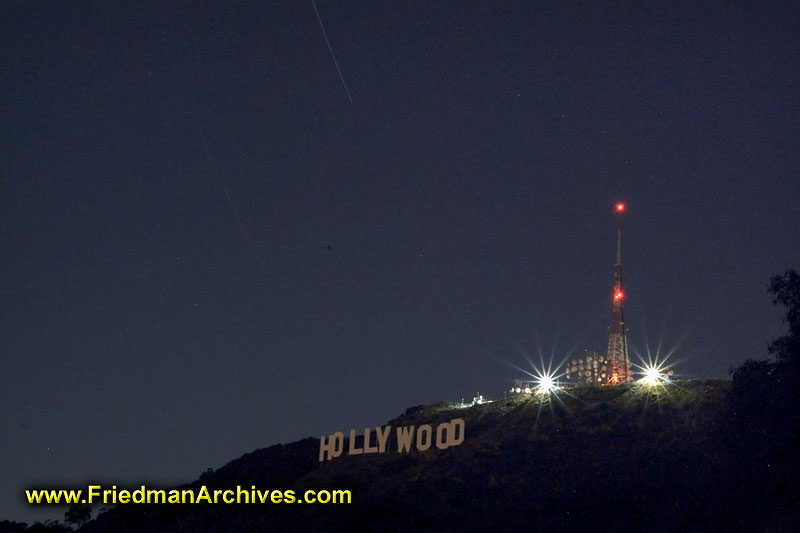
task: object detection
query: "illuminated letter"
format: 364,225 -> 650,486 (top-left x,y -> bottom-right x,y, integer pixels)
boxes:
318,431 -> 344,462
435,422 -> 451,450
348,429 -> 363,455
132,486 -> 146,504
363,428 -> 378,454
416,424 -> 432,451
88,486 -> 100,504
449,418 -> 465,446
375,425 -> 391,453
396,425 -> 415,453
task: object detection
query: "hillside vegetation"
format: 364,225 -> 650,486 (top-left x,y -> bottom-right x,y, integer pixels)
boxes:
74,378 -> 797,532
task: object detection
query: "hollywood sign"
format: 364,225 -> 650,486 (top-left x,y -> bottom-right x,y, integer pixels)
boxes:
319,418 -> 465,462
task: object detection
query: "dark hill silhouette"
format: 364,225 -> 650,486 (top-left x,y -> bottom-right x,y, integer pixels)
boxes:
69,378 -> 798,532
6,269 -> 798,532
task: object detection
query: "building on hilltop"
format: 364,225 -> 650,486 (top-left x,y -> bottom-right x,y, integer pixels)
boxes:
511,203 -> 633,394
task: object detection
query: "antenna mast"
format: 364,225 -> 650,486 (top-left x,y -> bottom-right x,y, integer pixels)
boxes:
606,203 -> 631,384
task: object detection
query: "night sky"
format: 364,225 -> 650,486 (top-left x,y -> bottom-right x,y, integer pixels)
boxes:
2,1 -> 798,524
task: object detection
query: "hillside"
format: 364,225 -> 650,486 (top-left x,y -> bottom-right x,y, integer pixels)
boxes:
66,380 -> 796,530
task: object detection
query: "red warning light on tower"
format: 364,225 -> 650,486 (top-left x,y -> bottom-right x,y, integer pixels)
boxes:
615,203 -> 625,212
614,290 -> 624,301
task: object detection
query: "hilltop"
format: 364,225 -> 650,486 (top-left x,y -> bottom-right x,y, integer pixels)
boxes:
63,378 -> 795,531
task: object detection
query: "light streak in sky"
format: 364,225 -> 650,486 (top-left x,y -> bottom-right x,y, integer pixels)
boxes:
311,0 -> 353,103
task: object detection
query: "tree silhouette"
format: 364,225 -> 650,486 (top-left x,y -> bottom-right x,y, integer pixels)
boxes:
64,504 -> 91,529
726,269 -> 800,524
768,269 -> 800,367
730,268 -> 800,392
23,521 -> 71,532
0,520 -> 27,533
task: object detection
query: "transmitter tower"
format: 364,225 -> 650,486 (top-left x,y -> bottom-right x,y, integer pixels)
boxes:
605,203 -> 632,384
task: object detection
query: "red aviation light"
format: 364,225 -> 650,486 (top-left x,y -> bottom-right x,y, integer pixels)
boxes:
615,203 -> 625,212
614,290 -> 624,301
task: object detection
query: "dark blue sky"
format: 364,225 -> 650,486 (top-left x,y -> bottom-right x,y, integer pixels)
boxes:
2,0 -> 798,523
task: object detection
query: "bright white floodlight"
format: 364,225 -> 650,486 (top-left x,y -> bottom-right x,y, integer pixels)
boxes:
536,374 -> 557,394
642,365 -> 664,385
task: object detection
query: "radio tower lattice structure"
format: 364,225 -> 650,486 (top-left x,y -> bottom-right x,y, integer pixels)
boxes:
606,203 -> 632,384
